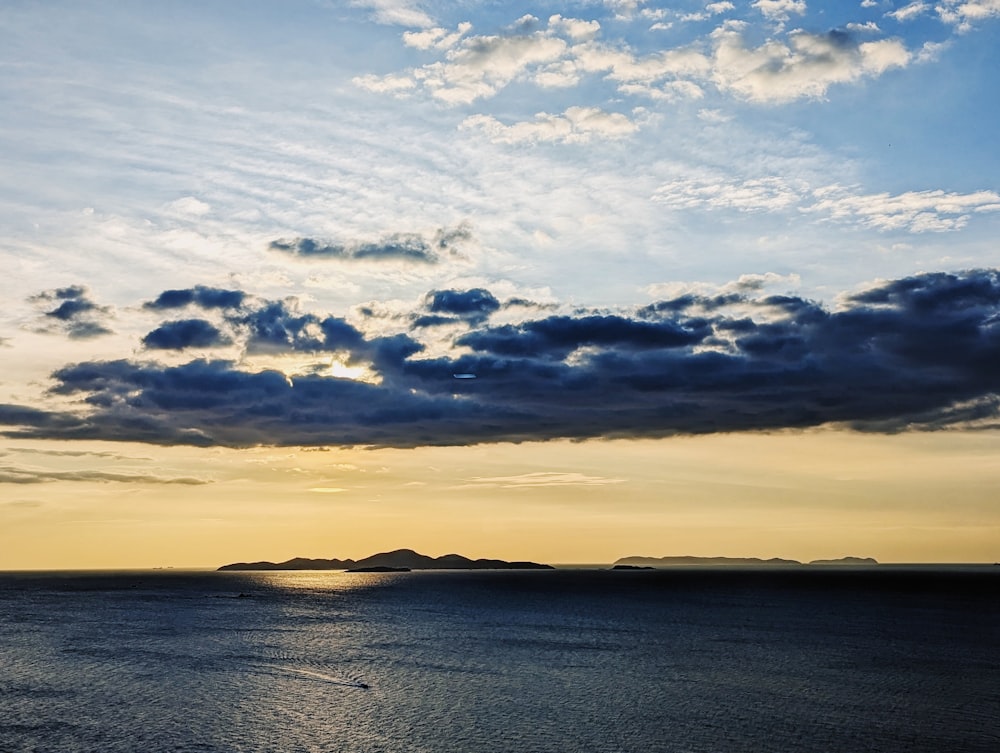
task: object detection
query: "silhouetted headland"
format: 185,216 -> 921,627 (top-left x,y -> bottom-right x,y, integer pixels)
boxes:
614,555 -> 878,567
218,548 -> 554,571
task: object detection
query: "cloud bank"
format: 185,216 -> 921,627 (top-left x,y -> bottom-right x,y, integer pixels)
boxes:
2,271 -> 1000,448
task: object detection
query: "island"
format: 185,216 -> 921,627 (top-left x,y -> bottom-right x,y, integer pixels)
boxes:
613,555 -> 878,567
615,555 -> 803,567
219,548 -> 554,571
808,557 -> 879,566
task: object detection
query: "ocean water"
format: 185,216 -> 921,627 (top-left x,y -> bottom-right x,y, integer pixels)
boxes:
0,568 -> 997,753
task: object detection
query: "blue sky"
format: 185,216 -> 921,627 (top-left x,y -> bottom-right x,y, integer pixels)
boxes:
1,1 -> 999,566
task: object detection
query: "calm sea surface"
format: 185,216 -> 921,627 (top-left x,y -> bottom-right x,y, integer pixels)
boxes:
0,568 -> 997,752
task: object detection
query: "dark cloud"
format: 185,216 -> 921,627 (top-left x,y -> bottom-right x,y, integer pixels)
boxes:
45,298 -> 98,321
63,321 -> 115,339
144,285 -> 246,311
425,288 -> 500,322
412,314 -> 460,328
273,234 -> 432,263
142,319 -> 231,350
3,270 -> 1000,448
31,285 -> 114,339
412,288 -> 516,328
826,28 -> 854,48
232,301 -> 366,354
504,297 -> 551,310
270,224 -> 472,264
457,314 -> 707,358
29,285 -> 87,302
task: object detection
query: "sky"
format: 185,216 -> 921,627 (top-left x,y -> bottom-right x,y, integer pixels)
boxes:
2,0 -> 999,568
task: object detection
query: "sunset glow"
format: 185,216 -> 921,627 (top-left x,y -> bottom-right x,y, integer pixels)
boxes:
2,1 -> 999,568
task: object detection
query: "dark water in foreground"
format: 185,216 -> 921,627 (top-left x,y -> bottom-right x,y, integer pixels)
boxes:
0,568 -> 997,752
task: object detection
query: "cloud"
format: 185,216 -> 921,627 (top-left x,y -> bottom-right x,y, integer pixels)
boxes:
808,186 -> 1000,232
456,314 -> 707,358
6,447 -> 150,460
5,271 -> 1000,448
547,15 -> 602,41
232,301 -> 368,355
936,0 -> 1000,30
357,14 -> 710,105
30,285 -> 114,339
887,2 -> 930,22
678,2 -> 736,23
652,176 -> 1000,232
454,472 -> 626,489
358,24 -> 569,104
697,108 -> 732,122
573,42 -> 712,89
142,319 -> 232,350
423,288 -> 500,323
461,107 -> 640,144
144,285 -> 246,311
0,466 -> 209,485
653,175 -> 803,212
356,8 -> 926,113
710,27 -> 911,103
350,0 -> 433,28
269,225 -> 470,263
403,22 -> 472,50
166,196 -> 211,216
753,0 -> 808,23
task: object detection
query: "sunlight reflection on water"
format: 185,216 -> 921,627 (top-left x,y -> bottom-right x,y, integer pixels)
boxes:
0,569 -> 998,753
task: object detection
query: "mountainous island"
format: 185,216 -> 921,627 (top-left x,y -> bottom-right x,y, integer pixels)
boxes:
614,555 -> 878,567
807,557 -> 878,566
218,548 -> 554,571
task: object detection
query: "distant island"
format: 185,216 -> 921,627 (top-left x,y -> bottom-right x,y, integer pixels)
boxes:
614,555 -> 878,567
218,548 -> 554,571
807,557 -> 878,566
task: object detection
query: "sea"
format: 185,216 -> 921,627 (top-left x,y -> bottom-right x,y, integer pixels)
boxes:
0,567 -> 997,753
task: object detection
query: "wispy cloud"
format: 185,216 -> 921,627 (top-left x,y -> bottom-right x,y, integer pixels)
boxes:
4,447 -> 151,461
887,2 -> 930,22
349,0 -> 433,28
807,186 -> 1000,232
0,466 -> 209,485
653,175 -> 1000,232
461,107 -> 641,144
454,472 -> 626,489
